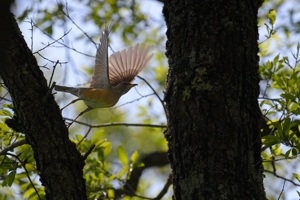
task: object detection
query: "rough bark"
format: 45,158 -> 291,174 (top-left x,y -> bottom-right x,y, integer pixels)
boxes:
163,0 -> 266,199
0,3 -> 87,200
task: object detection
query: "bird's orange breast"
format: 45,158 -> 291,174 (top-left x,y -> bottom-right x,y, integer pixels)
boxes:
78,88 -> 120,108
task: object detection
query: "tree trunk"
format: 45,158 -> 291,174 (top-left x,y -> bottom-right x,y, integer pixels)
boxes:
163,0 -> 266,199
0,3 -> 87,200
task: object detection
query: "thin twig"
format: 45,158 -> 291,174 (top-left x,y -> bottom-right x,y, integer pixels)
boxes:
48,61 -> 59,87
70,120 -> 166,145
263,155 -> 300,162
264,169 -> 300,186
33,29 -> 72,54
64,119 -> 167,129
91,122 -> 167,129
114,93 -> 155,108
0,139 -> 27,156
30,18 -> 34,51
277,180 -> 286,200
33,22 -> 94,58
154,174 -> 172,200
36,52 -> 68,65
77,127 -> 92,146
44,82 -> 56,103
62,5 -> 97,47
82,144 -> 95,160
6,153 -> 41,200
0,92 -> 11,102
137,76 -> 167,116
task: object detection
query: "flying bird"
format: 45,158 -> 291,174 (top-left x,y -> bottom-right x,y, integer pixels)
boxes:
55,27 -> 152,124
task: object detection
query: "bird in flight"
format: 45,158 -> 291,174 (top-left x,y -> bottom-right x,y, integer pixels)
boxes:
55,26 -> 152,125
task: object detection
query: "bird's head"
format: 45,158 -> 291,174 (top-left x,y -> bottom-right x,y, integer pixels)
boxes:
114,82 -> 137,95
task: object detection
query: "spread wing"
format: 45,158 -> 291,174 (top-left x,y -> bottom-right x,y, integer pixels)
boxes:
108,44 -> 152,86
90,27 -> 111,89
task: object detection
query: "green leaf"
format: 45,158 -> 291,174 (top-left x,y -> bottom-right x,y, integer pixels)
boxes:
107,189 -> 115,199
75,134 -> 83,142
0,122 -> 10,133
133,162 -> 145,168
268,9 -> 276,25
280,93 -> 296,101
285,149 -> 291,159
266,60 -> 273,70
117,146 -> 128,166
102,141 -> 112,157
23,188 -> 36,199
130,151 -> 139,163
282,118 -> 291,133
91,131 -> 105,144
292,148 -> 298,156
262,100 -> 274,107
118,166 -> 128,179
274,148 -> 282,156
2,104 -> 13,109
0,110 -> 12,117
45,25 -> 53,35
262,135 -> 280,148
107,174 -> 116,183
273,54 -> 280,66
291,103 -> 300,114
293,173 -> 300,182
2,170 -> 16,187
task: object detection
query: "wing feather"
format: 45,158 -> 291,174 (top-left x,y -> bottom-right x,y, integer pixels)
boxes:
90,26 -> 111,89
109,44 -> 152,86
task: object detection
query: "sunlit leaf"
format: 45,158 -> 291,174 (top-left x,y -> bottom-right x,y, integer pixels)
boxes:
2,104 -> 13,109
0,110 -> 12,117
130,151 -> 139,163
102,141 -> 112,157
117,146 -> 128,166
268,9 -> 276,25
107,174 -> 116,183
2,170 -> 16,187
23,188 -> 36,199
118,166 -> 128,179
293,173 -> 300,182
285,149 -> 291,159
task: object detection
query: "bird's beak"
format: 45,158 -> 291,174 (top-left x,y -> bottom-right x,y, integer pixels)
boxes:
131,83 -> 138,87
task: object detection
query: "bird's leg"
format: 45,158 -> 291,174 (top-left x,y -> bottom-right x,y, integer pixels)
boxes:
61,98 -> 81,111
67,107 -> 91,128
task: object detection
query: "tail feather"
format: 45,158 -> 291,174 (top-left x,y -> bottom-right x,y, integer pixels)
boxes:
55,85 -> 79,96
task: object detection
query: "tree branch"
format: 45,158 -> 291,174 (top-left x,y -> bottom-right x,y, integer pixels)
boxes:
64,118 -> 167,129
0,139 -> 27,156
137,76 -> 167,116
154,174 -> 172,200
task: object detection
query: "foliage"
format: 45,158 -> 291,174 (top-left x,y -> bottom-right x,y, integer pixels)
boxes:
259,0 -> 300,199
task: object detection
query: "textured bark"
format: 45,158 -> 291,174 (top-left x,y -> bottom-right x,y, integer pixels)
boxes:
163,0 -> 266,199
0,4 -> 87,200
